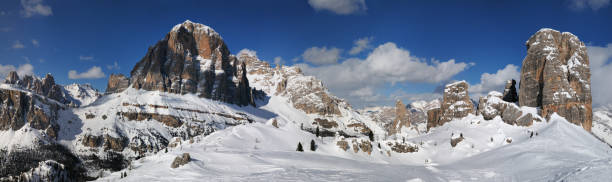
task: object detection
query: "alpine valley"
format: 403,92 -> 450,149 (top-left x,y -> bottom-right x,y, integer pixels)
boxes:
1,21 -> 612,182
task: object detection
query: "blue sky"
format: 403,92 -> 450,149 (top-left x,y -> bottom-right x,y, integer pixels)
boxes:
1,0 -> 612,108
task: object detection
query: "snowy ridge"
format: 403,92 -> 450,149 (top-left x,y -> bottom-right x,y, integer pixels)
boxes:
97,107 -> 612,181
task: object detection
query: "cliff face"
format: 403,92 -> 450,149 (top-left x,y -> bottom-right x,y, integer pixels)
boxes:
109,20 -> 255,106
519,28 -> 592,131
388,100 -> 410,136
427,81 -> 474,131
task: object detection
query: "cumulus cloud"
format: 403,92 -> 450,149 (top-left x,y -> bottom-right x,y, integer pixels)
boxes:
468,64 -> 520,98
308,0 -> 367,15
237,48 -> 257,58
273,56 -> 284,65
31,39 -> 39,47
587,44 -> 612,106
301,46 -> 342,65
68,66 -> 105,79
0,64 -> 34,79
298,42 -> 471,108
569,0 -> 610,11
21,0 -> 53,17
349,37 -> 373,55
106,61 -> 120,70
79,55 -> 94,61
12,40 -> 25,49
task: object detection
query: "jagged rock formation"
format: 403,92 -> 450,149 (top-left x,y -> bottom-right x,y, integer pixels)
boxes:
518,28 -> 592,131
106,74 -> 130,94
427,81 -> 474,131
0,88 -> 61,139
109,20 -> 255,106
502,79 -> 518,103
3,72 -> 67,104
241,53 -> 342,116
388,100 -> 410,136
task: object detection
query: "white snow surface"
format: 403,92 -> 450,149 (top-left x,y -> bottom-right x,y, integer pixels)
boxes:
97,111 -> 612,181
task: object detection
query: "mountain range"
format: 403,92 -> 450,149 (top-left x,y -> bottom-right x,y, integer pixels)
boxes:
1,20 -> 611,182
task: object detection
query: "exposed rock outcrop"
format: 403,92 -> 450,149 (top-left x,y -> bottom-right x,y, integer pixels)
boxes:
502,79 -> 519,103
518,28 -> 592,131
427,81 -> 474,131
0,88 -> 61,137
241,53 -> 342,116
477,91 -> 542,126
170,153 -> 191,168
388,100 -> 410,136
106,74 -> 130,94
111,20 -> 255,106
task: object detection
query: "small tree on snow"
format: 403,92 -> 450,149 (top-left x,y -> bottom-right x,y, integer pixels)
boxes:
297,142 -> 304,152
310,139 -> 316,151
316,126 -> 320,137
368,131 -> 374,141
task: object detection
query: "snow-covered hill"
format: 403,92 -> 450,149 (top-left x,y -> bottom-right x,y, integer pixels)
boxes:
97,110 -> 612,181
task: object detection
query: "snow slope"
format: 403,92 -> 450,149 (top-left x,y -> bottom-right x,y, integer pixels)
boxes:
97,107 -> 612,181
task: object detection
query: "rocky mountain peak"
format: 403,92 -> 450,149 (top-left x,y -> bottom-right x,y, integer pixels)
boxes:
388,100 -> 410,136
110,20 -> 255,106
519,28 -> 592,131
427,81 -> 474,131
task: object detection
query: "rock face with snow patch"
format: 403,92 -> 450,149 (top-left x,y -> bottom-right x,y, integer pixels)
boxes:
116,20 -> 255,106
428,81 -> 474,131
0,88 -> 61,138
388,100 -> 410,136
241,53 -> 342,115
518,28 -> 592,131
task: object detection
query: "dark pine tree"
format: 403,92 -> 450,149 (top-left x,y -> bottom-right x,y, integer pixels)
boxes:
310,139 -> 316,151
296,142 -> 304,152
368,131 -> 374,141
316,126 -> 320,137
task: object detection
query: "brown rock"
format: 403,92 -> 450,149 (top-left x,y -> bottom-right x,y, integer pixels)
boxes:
336,140 -> 349,151
389,142 -> 419,153
171,153 -> 191,168
389,100 -> 410,136
313,118 -> 338,129
106,74 -> 130,94
450,134 -> 464,147
426,108 -> 441,132
427,81 -> 474,131
127,20 -> 255,106
4,71 -> 19,84
519,28 -> 592,131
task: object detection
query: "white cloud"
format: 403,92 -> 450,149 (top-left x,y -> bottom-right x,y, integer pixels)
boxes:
106,61 -> 120,70
31,39 -> 39,47
237,48 -> 257,58
0,64 -> 34,79
587,44 -> 612,107
68,66 -> 106,79
349,37 -> 373,55
79,55 -> 94,61
301,46 -> 342,65
21,0 -> 53,17
569,0 -> 610,11
273,56 -> 284,65
298,42 -> 471,108
308,0 -> 367,15
12,40 -> 25,49
469,64 -> 520,99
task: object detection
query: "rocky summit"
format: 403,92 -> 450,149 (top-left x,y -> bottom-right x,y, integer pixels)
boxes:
519,28 -> 592,131
109,20 -> 255,106
428,81 -> 474,131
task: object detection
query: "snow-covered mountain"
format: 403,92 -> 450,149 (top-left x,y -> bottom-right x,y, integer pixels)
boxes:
1,22 -> 611,181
